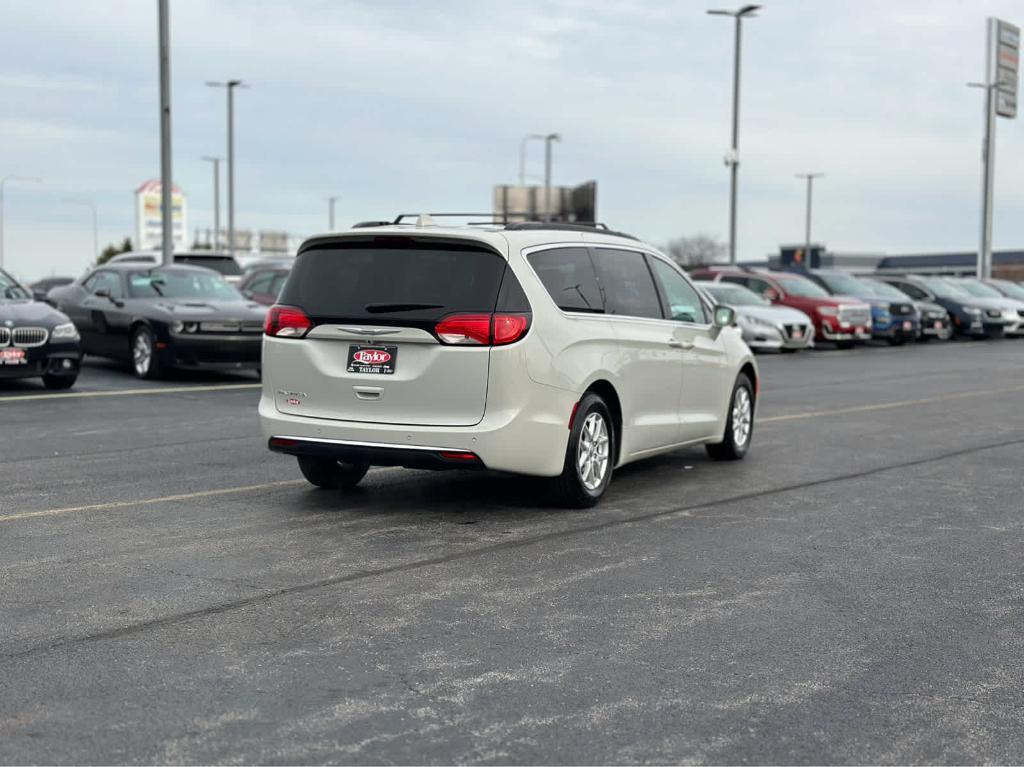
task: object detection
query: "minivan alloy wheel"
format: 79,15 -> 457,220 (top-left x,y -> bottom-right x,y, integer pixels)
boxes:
732,386 -> 752,447
577,412 -> 610,491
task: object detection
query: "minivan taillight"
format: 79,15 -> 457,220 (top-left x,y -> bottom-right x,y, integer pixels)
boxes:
434,313 -> 530,346
265,305 -> 313,338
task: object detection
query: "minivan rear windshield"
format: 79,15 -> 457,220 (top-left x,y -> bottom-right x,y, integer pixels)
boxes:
279,242 -> 511,323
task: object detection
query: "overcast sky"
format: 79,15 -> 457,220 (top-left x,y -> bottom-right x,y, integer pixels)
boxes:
1,0 -> 1022,279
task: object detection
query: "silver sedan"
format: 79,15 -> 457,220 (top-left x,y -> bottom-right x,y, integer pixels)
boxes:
696,280 -> 814,352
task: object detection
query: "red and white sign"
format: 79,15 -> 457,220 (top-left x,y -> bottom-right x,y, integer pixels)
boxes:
352,349 -> 392,365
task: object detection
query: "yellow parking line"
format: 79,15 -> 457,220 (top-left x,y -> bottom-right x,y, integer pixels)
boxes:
0,382 -> 260,403
0,479 -> 305,523
760,384 -> 1024,423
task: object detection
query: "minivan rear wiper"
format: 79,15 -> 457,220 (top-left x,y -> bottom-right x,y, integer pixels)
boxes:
364,302 -> 444,313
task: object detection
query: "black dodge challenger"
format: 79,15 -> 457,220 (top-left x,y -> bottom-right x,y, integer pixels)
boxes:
0,268 -> 82,389
48,263 -> 267,379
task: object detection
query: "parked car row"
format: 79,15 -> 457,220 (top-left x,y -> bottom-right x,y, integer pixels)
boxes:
692,267 -> 1024,351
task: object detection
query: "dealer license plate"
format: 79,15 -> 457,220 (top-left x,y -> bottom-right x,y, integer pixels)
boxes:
347,345 -> 397,375
0,348 -> 26,365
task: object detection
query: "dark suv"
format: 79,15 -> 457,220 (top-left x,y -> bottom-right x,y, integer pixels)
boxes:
876,275 -> 1005,339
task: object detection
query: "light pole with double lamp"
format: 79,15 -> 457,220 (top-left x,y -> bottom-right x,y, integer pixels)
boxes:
707,4 -> 762,264
201,156 -> 221,249
795,172 -> 824,268
0,175 -> 41,270
205,80 -> 247,257
519,134 -> 546,187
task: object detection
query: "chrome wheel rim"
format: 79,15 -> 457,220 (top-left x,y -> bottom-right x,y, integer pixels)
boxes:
732,386 -> 752,447
133,333 -> 152,376
577,411 -> 610,491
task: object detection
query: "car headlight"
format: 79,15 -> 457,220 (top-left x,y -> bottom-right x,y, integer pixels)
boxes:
817,306 -> 838,317
172,321 -> 199,333
964,306 -> 982,316
51,322 -> 79,341
739,314 -> 772,328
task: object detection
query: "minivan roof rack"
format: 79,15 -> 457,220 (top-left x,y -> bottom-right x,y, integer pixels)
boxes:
503,221 -> 638,241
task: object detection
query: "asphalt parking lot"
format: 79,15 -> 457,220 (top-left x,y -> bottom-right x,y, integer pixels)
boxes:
2,340 -> 1024,764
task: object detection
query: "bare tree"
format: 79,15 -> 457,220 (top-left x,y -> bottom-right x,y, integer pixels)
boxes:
663,234 -> 726,269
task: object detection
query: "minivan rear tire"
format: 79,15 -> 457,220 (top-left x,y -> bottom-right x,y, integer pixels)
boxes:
547,392 -> 614,508
297,456 -> 370,490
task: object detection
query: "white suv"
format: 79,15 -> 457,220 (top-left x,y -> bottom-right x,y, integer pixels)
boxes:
259,220 -> 758,506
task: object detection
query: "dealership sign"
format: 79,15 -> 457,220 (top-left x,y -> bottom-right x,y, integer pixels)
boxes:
134,180 -> 187,251
993,18 -> 1019,118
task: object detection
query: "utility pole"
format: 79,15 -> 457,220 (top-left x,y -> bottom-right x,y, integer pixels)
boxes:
206,80 -> 246,256
707,5 -> 762,264
969,17 -> 1020,279
0,175 -> 41,270
158,0 -> 173,265
328,195 -> 341,230
796,173 -> 823,269
543,133 -> 560,222
201,156 -> 221,249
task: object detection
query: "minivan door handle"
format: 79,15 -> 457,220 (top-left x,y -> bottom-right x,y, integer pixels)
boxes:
668,339 -> 694,350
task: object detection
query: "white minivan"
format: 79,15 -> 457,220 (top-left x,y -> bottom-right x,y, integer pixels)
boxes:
259,219 -> 758,506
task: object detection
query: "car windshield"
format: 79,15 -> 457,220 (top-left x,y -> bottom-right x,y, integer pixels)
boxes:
817,272 -> 871,296
701,283 -> 769,307
954,279 -> 1003,299
865,280 -> 911,301
773,275 -> 830,298
990,280 -> 1024,301
127,270 -> 242,299
0,270 -> 30,300
919,277 -> 969,299
173,255 -> 242,276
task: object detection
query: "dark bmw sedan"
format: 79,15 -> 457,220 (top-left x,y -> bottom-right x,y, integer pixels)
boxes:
49,264 -> 267,379
0,268 -> 82,388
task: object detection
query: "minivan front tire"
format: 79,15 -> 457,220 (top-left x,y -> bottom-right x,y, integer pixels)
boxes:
706,373 -> 754,461
297,456 -> 370,490
548,392 -> 614,508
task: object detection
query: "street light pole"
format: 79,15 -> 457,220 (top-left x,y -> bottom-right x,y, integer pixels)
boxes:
64,199 -> 99,261
519,134 -> 545,187
328,196 -> 341,230
796,173 -> 823,268
201,156 -> 221,249
543,133 -> 560,222
206,80 -> 246,257
0,175 -> 41,271
968,80 -> 1000,280
158,0 -> 173,266
708,4 -> 762,264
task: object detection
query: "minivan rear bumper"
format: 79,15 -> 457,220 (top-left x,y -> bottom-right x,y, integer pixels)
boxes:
258,378 -> 576,477
268,435 -> 486,470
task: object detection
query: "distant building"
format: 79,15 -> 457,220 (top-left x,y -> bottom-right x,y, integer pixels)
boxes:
768,244 -> 1024,280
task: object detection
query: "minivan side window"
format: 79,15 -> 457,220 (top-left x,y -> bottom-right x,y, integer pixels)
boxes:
589,248 -> 662,320
526,247 -> 604,313
648,257 -> 709,324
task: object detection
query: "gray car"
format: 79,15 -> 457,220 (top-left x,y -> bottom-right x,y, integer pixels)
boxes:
696,280 -> 813,352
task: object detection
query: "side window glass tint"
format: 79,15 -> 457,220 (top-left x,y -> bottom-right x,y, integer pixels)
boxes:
648,257 -> 708,323
526,247 -> 604,313
495,265 -> 531,312
589,249 -> 663,320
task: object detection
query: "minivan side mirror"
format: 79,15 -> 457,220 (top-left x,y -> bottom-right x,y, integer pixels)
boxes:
713,305 -> 736,328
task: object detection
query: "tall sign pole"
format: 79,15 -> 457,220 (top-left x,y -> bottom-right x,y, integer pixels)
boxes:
158,0 -> 173,266
976,17 -> 1019,279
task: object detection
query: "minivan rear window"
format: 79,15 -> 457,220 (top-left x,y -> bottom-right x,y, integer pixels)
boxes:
280,241 -> 511,324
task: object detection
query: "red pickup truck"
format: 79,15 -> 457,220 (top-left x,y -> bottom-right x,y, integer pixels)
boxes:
692,269 -> 872,348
